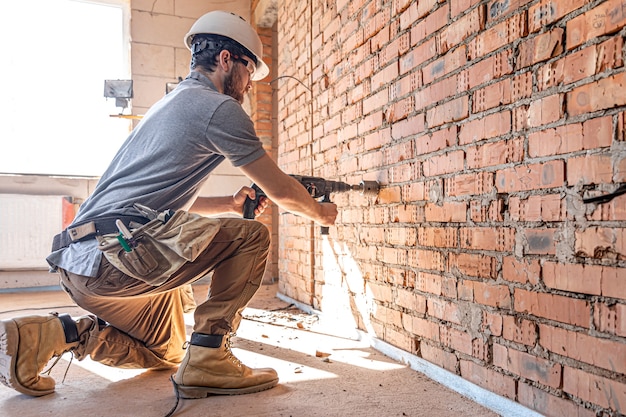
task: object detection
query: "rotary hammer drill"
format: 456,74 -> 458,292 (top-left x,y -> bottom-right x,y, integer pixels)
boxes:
242,175 -> 379,234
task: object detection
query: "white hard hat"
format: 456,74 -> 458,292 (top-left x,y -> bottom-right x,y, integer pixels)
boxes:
184,10 -> 269,81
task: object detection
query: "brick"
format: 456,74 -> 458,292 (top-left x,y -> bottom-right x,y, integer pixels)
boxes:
496,160 -> 565,192
503,257 -> 541,285
391,114 -> 426,140
447,171 -> 494,196
468,13 -> 527,60
470,198 -> 506,222
482,311 -> 503,336
408,248 -> 445,271
511,194 -> 565,222
467,49 -> 514,89
439,6 -> 485,53
415,126 -> 457,155
512,72 -> 533,101
575,227 -> 626,260
421,342 -> 458,373
422,150 -> 465,176
449,253 -> 497,279
473,78 -> 512,113
600,264 -> 626,299
594,302 -> 626,337
486,0 -> 532,22
426,97 -> 469,127
528,0 -> 588,33
518,381 -> 597,417
368,281 -> 394,304
451,0 -> 482,18
384,326 -> 413,352
566,154 -> 613,185
416,76 -> 460,112
540,323 -> 626,374
404,315 -> 440,342
418,4 -> 448,39
416,271 -> 443,295
527,93 -> 562,127
529,124 -> 580,157
440,325 -> 473,355
586,196 -> 626,221
425,201 -> 467,222
396,288 -> 428,314
460,359 -> 516,399
472,281 -> 511,308
460,227 -> 515,251
517,28 -> 564,69
564,366 -> 626,409
386,95 -> 415,123
514,288 -> 590,327
524,228 -> 556,255
385,226 -> 417,246
401,38 -> 436,75
529,117 -> 612,157
372,64 -> 398,92
566,0 -> 626,49
502,315 -> 537,346
429,297 -> 461,324
459,111 -> 512,145
466,137 -> 523,169
596,35 -> 624,73
493,343 -> 561,388
566,72 -> 626,116
543,262 -> 602,295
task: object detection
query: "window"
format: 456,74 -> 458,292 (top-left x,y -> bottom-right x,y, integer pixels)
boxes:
0,0 -> 130,176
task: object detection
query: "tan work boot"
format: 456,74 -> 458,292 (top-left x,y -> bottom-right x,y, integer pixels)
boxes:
172,333 -> 278,398
0,314 -> 80,396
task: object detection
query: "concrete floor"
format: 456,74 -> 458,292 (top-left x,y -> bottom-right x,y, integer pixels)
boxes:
0,283 -> 501,417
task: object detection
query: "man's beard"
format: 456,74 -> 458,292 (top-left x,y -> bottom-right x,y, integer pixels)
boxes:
223,70 -> 245,104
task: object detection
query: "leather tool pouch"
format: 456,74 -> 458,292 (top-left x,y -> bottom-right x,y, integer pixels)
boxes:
97,207 -> 220,286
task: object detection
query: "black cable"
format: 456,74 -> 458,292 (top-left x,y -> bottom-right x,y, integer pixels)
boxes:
582,183 -> 626,204
0,305 -> 78,315
163,376 -> 182,417
267,75 -> 311,92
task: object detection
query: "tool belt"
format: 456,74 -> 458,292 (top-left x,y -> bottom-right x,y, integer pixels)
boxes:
52,215 -> 150,252
96,208 -> 220,286
52,204 -> 221,287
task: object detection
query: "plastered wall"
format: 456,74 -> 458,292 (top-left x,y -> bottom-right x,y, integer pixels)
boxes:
276,1 -> 626,416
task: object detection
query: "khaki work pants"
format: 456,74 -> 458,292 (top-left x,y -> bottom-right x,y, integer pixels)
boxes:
58,218 -> 270,369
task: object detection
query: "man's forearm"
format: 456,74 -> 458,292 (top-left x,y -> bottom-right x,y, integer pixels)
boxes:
189,195 -> 237,216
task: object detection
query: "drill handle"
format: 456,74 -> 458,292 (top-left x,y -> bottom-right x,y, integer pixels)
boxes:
320,193 -> 331,235
243,183 -> 266,219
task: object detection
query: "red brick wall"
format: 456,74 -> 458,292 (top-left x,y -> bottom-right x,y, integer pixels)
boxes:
249,20 -> 278,282
276,1 -> 626,415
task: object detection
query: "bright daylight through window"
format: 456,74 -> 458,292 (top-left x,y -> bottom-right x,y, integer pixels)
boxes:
0,0 -> 130,176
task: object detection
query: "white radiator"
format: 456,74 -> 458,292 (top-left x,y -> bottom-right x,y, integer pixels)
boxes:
0,194 -> 66,269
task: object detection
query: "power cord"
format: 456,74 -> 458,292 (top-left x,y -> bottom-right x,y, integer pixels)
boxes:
582,183 -> 626,204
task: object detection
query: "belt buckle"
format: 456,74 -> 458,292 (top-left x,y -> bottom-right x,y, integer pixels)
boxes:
67,222 -> 97,241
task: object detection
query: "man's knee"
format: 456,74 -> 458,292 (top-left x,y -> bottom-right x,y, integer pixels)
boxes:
249,221 -> 270,246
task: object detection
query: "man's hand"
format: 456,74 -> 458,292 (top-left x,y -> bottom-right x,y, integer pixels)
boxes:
234,186 -> 269,218
318,202 -> 338,227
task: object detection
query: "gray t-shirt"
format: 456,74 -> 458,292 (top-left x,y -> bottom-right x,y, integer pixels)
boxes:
46,71 -> 265,277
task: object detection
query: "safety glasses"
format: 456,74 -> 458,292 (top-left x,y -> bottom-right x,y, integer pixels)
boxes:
235,55 -> 256,78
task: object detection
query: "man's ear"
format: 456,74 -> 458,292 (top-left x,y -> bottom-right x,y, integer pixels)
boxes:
218,50 -> 233,72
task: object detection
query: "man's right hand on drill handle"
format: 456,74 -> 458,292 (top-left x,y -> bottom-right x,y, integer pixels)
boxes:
239,154 -> 338,227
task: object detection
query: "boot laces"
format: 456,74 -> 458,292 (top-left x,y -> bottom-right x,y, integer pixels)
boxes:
42,351 -> 74,384
226,333 -> 242,368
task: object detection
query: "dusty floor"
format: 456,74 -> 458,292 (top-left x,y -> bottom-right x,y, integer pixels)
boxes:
0,283 -> 501,417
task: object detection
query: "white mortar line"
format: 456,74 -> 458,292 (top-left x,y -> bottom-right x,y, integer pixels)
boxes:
276,292 -> 544,417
